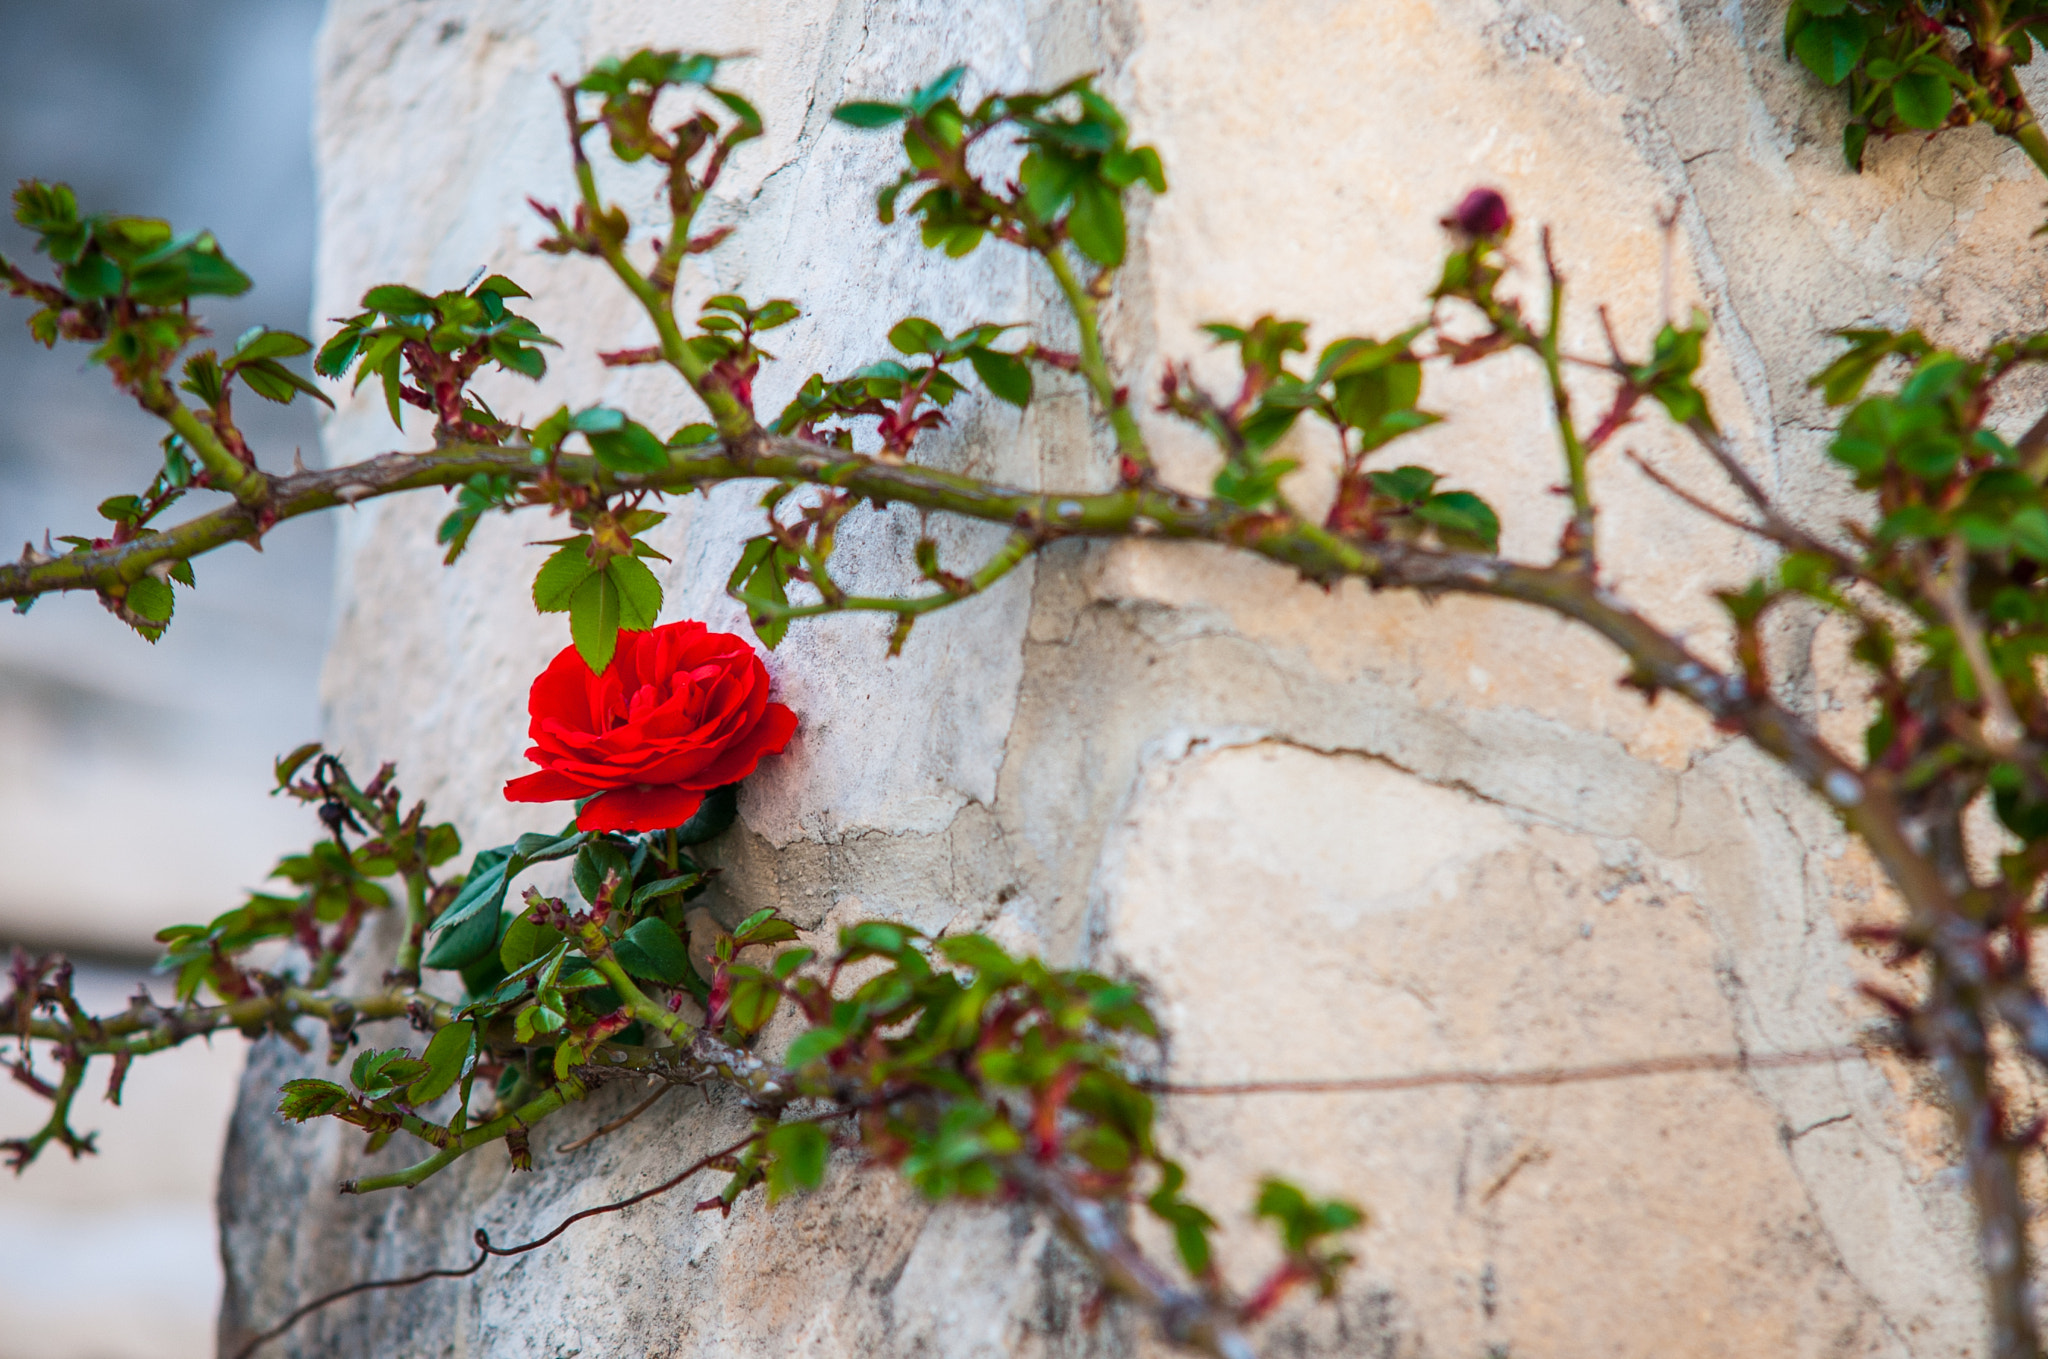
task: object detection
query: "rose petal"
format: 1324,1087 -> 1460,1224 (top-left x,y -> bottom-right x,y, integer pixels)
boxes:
577,784 -> 707,833
504,768 -> 594,803
686,702 -> 799,788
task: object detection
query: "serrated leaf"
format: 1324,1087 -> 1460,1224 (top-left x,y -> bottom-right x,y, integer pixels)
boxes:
406,1020 -> 476,1106
126,576 -> 175,624
277,1078 -> 352,1122
607,554 -> 662,630
570,570 -> 623,672
533,540 -> 596,613
236,358 -> 335,407
231,327 -> 314,363
499,909 -> 567,973
363,283 -> 434,316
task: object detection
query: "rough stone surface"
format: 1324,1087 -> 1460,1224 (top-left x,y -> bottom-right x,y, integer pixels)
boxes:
220,1 -> 2048,1355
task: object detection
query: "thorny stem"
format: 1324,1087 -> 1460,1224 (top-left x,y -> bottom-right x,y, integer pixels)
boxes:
1,985 -> 434,1058
557,81 -> 754,442
1006,1157 -> 1256,1359
139,375 -> 269,509
1044,247 -> 1148,466
342,1084 -> 574,1194
584,939 -> 698,1047
393,868 -> 432,986
1539,229 -> 1594,565
4,1045 -> 91,1167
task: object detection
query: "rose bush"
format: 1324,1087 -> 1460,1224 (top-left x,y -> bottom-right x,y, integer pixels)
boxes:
504,619 -> 797,833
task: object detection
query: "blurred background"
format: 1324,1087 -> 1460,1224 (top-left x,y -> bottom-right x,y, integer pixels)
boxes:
0,2 -> 330,1355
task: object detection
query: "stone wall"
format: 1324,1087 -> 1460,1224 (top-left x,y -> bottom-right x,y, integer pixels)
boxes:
219,1 -> 2048,1355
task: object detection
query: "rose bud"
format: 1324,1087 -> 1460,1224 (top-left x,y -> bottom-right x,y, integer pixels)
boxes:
1442,187 -> 1512,238
504,620 -> 797,834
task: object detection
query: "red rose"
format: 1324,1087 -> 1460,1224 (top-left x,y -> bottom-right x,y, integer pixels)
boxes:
504,620 -> 797,834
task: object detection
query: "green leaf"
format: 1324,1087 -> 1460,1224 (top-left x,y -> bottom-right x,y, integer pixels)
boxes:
1843,120 -> 1870,172
966,347 -> 1033,406
277,1078 -> 352,1122
614,918 -> 690,984
1065,176 -> 1126,267
1415,490 -> 1501,552
587,418 -> 670,474
572,838 -> 633,906
275,742 -> 323,787
607,554 -> 663,631
230,326 -> 313,363
907,66 -> 966,116
728,536 -> 793,648
424,846 -> 515,970
1793,14 -> 1868,86
888,316 -> 948,355
406,1020 -> 476,1106
631,874 -> 700,910
784,1025 -> 844,1068
765,1121 -> 831,1201
734,912 -> 800,947
673,783 -> 740,845
570,570 -> 623,672
350,1048 -> 430,1101
499,909 -> 567,973
1213,457 -> 1297,510
533,540 -> 596,613
363,284 -> 434,316
379,351 -> 404,429
424,823 -> 463,867
834,101 -> 906,128
840,921 -> 916,960
1370,465 -> 1438,505
126,577 -> 175,624
1890,72 -> 1953,130
424,896 -> 506,970
236,358 -> 335,407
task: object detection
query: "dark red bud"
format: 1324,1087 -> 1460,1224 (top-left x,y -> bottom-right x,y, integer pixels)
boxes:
1444,187 -> 1511,238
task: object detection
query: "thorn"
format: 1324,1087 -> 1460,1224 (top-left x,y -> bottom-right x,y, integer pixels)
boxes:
293,450 -> 309,475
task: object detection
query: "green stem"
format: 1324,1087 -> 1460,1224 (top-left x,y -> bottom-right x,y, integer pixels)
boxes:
1538,235 -> 1593,563
562,96 -> 754,441
140,378 -> 269,509
341,1085 -> 572,1193
744,528 -> 1038,629
393,870 -> 431,984
584,933 -> 698,1045
8,987 -> 432,1059
4,1050 -> 91,1162
1043,248 -> 1149,465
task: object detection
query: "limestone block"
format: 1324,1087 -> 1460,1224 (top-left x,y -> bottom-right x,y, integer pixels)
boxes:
219,1 -> 2044,1355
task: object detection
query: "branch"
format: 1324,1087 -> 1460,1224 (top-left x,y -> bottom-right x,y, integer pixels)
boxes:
1004,1157 -> 1256,1359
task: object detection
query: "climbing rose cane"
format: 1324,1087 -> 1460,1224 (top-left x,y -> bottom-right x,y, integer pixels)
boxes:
504,620 -> 798,833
